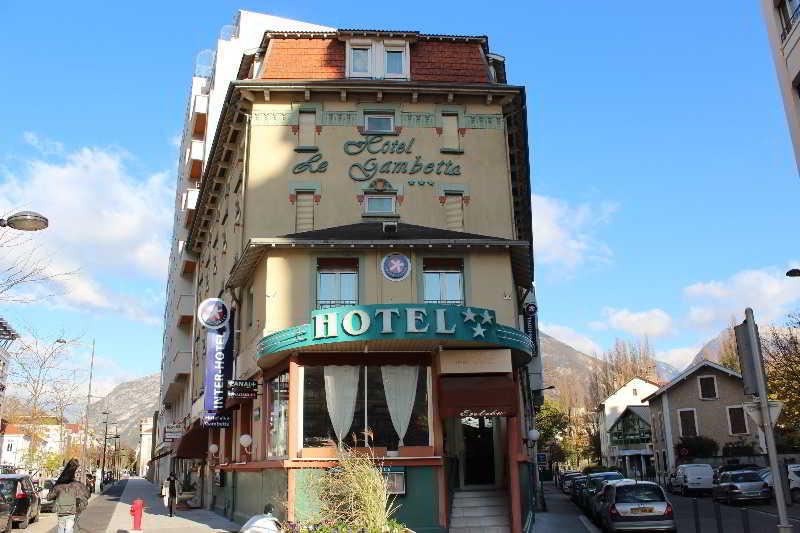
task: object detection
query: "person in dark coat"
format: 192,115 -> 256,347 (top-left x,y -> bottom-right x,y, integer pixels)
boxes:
166,472 -> 177,517
48,459 -> 89,533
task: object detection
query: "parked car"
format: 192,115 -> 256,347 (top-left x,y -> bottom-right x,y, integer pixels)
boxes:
558,470 -> 580,491
714,463 -> 761,482
562,472 -> 583,494
756,466 -> 800,500
582,472 -> 625,511
669,463 -> 714,495
0,475 -> 40,529
37,480 -> 56,513
595,480 -> 675,532
571,476 -> 589,503
712,470 -> 771,505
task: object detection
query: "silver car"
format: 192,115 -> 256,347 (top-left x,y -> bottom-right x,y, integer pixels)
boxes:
595,480 -> 675,532
712,470 -> 771,505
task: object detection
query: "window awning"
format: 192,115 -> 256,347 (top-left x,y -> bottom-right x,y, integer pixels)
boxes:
438,375 -> 518,418
174,420 -> 209,459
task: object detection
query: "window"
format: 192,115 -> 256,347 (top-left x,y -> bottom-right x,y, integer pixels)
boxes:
443,193 -> 464,231
267,372 -> 289,457
423,258 -> 464,305
364,114 -> 394,134
295,191 -> 315,232
441,114 -> 460,152
698,376 -> 718,400
351,47 -> 371,75
364,194 -> 395,215
246,286 -> 254,328
302,365 -> 430,451
678,409 -> 698,438
298,111 -> 316,148
5,443 -> 11,452
728,406 -> 749,435
385,50 -> 404,75
317,258 -> 358,309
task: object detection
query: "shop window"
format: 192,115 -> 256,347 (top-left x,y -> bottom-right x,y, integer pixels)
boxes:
678,409 -> 698,438
697,375 -> 718,400
302,365 -> 429,451
423,258 -> 464,305
443,193 -> 464,231
317,258 -> 358,309
728,406 -> 748,435
441,114 -> 460,152
297,111 -> 317,149
267,372 -> 289,457
364,194 -> 396,215
364,113 -> 394,134
295,191 -> 315,232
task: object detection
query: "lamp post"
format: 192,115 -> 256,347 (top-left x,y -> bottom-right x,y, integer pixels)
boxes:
56,337 -> 95,484
786,269 -> 800,278
0,211 -> 49,232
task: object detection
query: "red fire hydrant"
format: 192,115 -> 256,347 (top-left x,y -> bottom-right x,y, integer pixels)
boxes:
130,498 -> 144,531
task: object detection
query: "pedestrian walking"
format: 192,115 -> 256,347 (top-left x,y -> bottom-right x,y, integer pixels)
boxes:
164,472 -> 177,517
47,458 -> 90,533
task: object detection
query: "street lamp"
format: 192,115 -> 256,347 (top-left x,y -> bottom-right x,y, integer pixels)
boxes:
786,269 -> 800,278
56,338 -> 95,484
0,211 -> 48,231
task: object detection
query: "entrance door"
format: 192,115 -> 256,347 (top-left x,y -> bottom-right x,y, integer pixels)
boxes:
461,416 -> 495,486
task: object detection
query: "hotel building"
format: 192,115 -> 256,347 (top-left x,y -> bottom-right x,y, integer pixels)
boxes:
157,11 -> 538,533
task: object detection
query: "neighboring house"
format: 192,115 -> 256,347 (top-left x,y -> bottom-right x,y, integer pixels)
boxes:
138,417 -> 153,477
607,405 -> 653,476
597,377 -> 660,467
0,420 -> 88,472
645,360 -> 763,476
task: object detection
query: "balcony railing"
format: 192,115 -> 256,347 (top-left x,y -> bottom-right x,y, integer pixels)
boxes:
423,299 -> 465,306
316,300 -> 358,309
781,2 -> 800,41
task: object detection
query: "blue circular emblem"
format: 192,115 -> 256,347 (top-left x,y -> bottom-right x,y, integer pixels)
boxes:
197,298 -> 229,330
381,253 -> 411,281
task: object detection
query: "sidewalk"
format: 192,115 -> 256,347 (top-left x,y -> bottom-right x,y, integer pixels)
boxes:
83,477 -> 241,532
533,482 -> 597,533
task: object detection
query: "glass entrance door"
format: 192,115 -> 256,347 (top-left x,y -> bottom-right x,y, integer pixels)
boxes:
461,416 -> 495,486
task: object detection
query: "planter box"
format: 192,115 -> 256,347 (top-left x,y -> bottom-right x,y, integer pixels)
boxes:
398,446 -> 434,457
300,447 -> 338,458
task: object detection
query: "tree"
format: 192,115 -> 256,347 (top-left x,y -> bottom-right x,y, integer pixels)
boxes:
0,224 -> 73,303
763,315 -> 800,429
675,436 -> 719,458
709,319 -> 740,373
535,400 -> 569,444
587,338 -> 659,409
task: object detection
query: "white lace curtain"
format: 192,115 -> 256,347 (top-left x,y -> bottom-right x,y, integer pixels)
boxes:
323,365 -> 361,446
381,365 -> 419,446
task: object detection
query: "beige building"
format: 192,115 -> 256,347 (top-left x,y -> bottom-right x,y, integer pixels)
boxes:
157,10 -> 538,533
645,360 -> 763,476
762,0 -> 800,169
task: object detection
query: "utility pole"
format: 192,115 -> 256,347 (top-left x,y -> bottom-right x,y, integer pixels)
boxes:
100,410 -> 110,487
80,339 -> 95,484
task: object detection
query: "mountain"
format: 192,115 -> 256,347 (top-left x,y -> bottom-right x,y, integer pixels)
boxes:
87,374 -> 159,449
537,331 -> 601,404
655,360 -> 680,382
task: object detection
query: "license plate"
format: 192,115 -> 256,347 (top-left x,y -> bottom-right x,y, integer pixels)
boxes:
631,507 -> 654,513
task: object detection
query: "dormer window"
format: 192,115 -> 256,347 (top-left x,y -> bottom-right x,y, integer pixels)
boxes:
346,40 -> 409,80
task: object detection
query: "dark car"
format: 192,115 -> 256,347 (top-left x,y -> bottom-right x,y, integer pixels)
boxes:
0,475 -> 40,529
562,472 -> 583,494
571,476 -> 589,502
595,480 -> 675,532
558,470 -> 581,491
712,470 -> 771,505
583,472 -> 625,515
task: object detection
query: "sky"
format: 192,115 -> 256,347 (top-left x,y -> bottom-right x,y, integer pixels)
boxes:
0,0 -> 799,390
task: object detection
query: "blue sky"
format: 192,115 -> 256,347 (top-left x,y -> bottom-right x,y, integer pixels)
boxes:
0,0 -> 799,387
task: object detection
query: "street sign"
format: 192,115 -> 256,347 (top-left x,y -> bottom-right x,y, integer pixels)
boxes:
164,424 -> 183,440
227,379 -> 258,399
744,400 -> 783,428
734,318 -> 763,396
537,452 -> 547,463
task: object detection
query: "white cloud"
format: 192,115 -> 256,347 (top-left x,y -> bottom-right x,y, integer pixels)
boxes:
601,307 -> 674,338
170,133 -> 182,148
532,194 -> 617,271
0,143 -> 173,323
22,132 -> 64,156
540,323 -> 603,356
657,346 -> 700,371
683,267 -> 800,329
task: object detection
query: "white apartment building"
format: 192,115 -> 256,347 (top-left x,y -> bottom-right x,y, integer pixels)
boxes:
596,377 -> 660,468
762,0 -> 800,171
0,422 -> 86,472
154,10 -> 333,486
0,318 -> 17,420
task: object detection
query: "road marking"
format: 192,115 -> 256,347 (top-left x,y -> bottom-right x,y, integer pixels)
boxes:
747,507 -> 800,524
579,515 -> 601,533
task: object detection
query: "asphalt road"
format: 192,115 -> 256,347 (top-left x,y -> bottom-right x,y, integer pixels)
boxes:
24,481 -> 127,533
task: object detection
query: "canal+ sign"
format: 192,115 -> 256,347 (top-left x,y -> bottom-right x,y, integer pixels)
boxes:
258,304 -> 533,361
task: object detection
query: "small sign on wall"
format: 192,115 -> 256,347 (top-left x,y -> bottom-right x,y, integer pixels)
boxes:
440,349 -> 512,374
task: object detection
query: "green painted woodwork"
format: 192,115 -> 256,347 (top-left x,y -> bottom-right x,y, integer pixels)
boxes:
401,112 -> 436,128
252,108 -> 295,126
293,469 -> 324,523
258,303 -> 532,363
462,114 -> 504,129
321,111 -> 359,126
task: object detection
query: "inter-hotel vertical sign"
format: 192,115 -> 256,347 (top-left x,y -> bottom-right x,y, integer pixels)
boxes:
198,298 -> 234,428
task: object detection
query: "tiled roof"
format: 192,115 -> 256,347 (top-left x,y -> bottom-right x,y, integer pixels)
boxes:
0,318 -> 18,341
281,222 -> 513,241
642,359 -> 742,401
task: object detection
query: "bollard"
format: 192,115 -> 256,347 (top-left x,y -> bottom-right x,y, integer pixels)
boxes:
741,507 -> 750,533
693,498 -> 702,533
713,501 -> 723,533
130,498 -> 144,531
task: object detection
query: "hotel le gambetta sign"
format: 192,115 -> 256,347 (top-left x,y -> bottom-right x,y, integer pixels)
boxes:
156,12 -> 536,533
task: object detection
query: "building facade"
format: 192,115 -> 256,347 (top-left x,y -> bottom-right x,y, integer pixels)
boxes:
762,0 -> 800,170
596,377 -> 659,468
606,406 -> 653,477
645,360 -> 764,477
0,318 -> 17,421
138,417 -> 153,477
159,12 -> 537,533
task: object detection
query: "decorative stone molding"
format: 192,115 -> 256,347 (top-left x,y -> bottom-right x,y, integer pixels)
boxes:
462,114 -> 504,129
